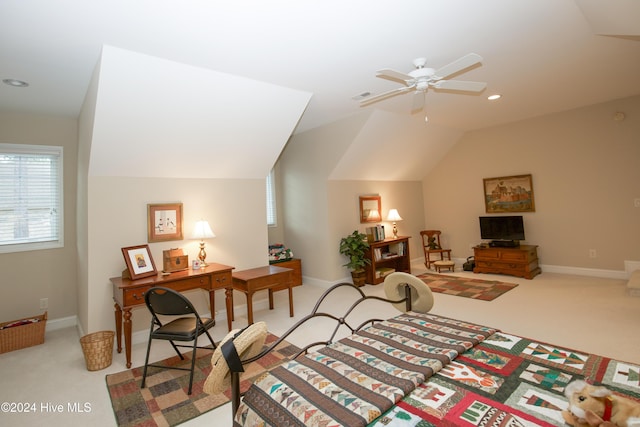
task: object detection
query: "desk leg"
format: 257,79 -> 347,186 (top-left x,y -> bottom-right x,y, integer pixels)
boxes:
123,308 -> 132,368
225,288 -> 233,331
268,289 -> 274,310
114,303 -> 122,353
288,285 -> 294,318
245,292 -> 254,325
208,289 -> 215,323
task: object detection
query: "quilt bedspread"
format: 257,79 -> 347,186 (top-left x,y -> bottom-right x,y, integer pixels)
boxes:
234,312 -> 497,427
370,331 -> 640,427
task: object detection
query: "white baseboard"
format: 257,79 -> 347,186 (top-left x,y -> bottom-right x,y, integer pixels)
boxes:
45,315 -> 77,333
447,256 -> 629,280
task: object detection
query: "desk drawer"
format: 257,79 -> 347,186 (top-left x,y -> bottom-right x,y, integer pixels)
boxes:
211,271 -> 231,289
122,276 -> 213,306
171,275 -> 212,292
123,286 -> 152,306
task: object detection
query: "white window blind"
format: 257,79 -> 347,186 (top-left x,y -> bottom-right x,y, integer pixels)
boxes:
0,143 -> 63,253
266,169 -> 277,226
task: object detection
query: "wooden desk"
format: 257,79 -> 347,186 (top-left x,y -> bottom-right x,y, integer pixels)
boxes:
110,262 -> 234,368
229,265 -> 293,326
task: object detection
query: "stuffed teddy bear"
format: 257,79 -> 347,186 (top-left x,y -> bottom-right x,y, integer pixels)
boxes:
562,380 -> 640,427
426,236 -> 441,250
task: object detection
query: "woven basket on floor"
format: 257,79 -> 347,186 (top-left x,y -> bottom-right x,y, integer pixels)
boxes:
80,330 -> 114,371
0,312 -> 47,354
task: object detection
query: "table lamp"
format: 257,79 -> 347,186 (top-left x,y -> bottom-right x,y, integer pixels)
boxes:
386,209 -> 403,239
191,220 -> 215,266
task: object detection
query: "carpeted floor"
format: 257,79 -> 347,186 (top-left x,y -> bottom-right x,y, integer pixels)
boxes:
105,333 -> 299,427
416,272 -> 518,301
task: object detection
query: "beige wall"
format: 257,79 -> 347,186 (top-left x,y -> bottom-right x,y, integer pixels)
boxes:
423,95 -> 640,272
277,114 -> 425,284
327,180 -> 425,281
84,177 -> 268,333
0,112 -> 78,321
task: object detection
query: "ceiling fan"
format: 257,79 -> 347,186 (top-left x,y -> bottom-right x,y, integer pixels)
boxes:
359,53 -> 487,114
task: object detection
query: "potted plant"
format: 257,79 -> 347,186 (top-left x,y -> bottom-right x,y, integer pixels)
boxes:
339,230 -> 371,287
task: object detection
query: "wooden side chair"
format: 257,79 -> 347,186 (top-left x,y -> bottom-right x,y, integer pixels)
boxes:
420,230 -> 452,269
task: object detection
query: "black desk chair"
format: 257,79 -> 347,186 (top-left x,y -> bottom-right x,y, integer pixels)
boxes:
141,287 -> 217,395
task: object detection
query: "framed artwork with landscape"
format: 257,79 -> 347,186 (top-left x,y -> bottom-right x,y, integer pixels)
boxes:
147,203 -> 183,243
483,174 -> 535,213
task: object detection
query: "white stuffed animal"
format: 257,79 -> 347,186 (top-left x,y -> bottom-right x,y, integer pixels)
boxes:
563,380 -> 640,427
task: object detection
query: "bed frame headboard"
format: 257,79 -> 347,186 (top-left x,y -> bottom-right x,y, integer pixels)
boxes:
227,280 -> 415,416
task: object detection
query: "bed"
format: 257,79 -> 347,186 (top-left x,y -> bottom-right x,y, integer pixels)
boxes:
205,273 -> 640,427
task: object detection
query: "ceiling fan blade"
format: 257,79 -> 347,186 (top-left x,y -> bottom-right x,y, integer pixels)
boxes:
376,68 -> 414,84
432,80 -> 487,92
410,92 -> 425,114
359,86 -> 414,106
432,53 -> 483,80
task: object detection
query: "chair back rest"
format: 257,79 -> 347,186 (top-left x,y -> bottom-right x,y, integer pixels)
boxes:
420,230 -> 442,246
145,287 -> 197,316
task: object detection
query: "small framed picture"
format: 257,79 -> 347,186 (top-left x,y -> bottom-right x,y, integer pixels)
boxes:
147,203 -> 183,243
122,244 -> 157,280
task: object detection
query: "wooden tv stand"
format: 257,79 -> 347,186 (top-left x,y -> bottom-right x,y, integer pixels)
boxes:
473,244 -> 541,279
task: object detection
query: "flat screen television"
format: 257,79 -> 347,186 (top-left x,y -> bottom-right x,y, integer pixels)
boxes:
479,216 -> 525,244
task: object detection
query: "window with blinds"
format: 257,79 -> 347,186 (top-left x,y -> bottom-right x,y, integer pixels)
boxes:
0,143 -> 63,253
266,168 -> 277,226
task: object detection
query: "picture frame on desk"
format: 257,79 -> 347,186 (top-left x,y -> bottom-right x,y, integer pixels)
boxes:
121,244 -> 157,280
147,203 -> 183,243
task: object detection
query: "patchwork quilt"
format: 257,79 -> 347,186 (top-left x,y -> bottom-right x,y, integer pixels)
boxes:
234,312 -> 497,427
370,331 -> 640,426
235,313 -> 640,427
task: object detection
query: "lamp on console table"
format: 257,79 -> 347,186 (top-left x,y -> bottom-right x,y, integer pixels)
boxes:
386,209 -> 403,239
191,219 -> 216,266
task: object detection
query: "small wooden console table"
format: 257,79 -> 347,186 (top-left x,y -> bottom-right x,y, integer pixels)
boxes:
229,265 -> 294,326
110,262 -> 234,368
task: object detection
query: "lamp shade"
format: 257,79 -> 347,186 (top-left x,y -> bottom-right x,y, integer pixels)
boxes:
367,209 -> 381,221
386,209 -> 403,222
191,220 -> 216,239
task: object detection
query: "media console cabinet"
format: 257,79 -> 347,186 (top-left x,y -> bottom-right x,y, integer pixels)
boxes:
473,244 -> 541,279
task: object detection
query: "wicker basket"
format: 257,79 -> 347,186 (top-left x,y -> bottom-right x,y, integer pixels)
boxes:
80,330 -> 115,371
0,312 -> 47,354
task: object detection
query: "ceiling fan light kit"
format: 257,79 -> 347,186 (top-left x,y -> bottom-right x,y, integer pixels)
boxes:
359,53 -> 487,114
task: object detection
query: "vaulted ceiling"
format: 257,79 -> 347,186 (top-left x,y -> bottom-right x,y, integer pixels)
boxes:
1,1 -> 639,180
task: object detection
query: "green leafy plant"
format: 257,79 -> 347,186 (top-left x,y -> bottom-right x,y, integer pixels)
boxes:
339,230 -> 371,272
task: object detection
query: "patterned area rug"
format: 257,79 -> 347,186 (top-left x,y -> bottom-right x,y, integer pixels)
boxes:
105,333 -> 299,427
416,272 -> 518,301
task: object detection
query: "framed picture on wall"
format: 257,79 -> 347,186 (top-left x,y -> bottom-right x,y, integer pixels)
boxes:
147,203 -> 183,242
483,174 -> 535,213
121,244 -> 157,280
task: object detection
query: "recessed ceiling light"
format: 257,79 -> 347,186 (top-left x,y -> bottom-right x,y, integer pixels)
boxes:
488,94 -> 501,101
3,78 -> 29,87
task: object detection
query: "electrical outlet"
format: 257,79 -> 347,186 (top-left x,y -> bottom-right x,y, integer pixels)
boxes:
40,298 -> 48,309
589,249 -> 597,258
634,198 -> 640,208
